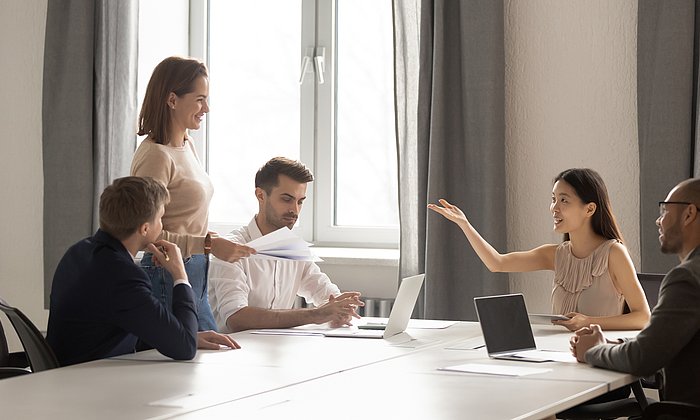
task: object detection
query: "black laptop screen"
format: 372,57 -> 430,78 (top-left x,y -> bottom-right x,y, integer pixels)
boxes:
474,294 -> 537,355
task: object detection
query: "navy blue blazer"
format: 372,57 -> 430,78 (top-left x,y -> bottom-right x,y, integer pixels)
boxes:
47,229 -> 198,366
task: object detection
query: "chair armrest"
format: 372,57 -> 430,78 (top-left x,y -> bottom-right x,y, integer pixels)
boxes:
640,372 -> 661,390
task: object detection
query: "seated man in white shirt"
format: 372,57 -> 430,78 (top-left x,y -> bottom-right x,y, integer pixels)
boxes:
209,157 -> 364,333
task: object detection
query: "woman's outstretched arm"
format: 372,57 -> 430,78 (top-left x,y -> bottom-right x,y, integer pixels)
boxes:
428,199 -> 556,273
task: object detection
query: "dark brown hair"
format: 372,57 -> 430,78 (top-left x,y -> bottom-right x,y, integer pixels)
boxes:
137,56 -> 208,145
99,177 -> 170,240
255,157 -> 314,194
554,168 -> 624,243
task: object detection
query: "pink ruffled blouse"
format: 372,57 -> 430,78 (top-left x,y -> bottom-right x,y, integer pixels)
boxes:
551,239 -> 625,316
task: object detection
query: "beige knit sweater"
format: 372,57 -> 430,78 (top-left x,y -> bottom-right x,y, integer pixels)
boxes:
130,138 -> 213,257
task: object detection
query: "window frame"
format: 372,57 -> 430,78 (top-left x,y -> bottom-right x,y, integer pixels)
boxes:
313,0 -> 399,247
195,0 -> 399,248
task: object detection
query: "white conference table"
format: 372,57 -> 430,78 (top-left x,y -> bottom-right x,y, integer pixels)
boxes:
0,320 -> 638,419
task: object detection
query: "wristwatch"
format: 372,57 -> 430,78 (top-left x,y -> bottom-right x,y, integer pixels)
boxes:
204,233 -> 212,256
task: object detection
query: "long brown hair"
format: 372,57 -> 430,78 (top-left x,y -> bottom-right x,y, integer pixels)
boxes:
554,168 -> 624,243
137,56 -> 208,145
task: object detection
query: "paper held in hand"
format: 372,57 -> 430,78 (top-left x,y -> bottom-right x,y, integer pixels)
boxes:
246,227 -> 321,262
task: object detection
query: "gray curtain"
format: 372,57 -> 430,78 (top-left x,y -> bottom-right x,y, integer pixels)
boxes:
637,0 -> 696,274
43,0 -> 138,306
394,0 -> 508,321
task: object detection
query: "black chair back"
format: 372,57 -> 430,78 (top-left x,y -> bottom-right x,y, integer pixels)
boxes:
0,321 -> 9,367
637,272 -> 664,309
0,298 -> 58,372
624,272 -> 664,314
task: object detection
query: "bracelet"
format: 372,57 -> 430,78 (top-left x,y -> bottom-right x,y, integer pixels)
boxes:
204,233 -> 212,255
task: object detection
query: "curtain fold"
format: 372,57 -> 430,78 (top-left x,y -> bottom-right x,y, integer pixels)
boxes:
393,0 -> 427,317
394,0 -> 508,321
42,0 -> 138,306
637,0 -> 695,273
94,1 -> 139,229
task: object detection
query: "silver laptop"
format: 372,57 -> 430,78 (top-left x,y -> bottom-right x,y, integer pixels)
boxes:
324,274 -> 425,339
474,293 -> 571,362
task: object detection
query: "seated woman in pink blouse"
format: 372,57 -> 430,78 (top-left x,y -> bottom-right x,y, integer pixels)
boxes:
428,168 -> 650,331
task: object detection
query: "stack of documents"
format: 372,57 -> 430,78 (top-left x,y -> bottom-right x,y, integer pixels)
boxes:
246,227 -> 321,262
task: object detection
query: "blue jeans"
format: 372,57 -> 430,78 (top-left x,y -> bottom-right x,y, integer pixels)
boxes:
140,253 -> 217,331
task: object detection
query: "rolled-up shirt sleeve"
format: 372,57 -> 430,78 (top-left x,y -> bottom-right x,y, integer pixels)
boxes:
208,257 -> 251,333
298,262 -> 341,307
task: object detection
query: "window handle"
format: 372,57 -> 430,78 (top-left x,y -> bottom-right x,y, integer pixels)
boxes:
314,47 -> 326,84
298,56 -> 311,84
299,47 -> 315,85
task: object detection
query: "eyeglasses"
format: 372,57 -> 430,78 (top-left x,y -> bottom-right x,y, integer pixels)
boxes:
658,201 -> 693,216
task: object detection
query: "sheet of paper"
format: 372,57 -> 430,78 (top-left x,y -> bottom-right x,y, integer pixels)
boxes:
407,319 -> 458,329
445,336 -> 486,350
438,363 -> 551,377
243,227 -> 321,261
515,349 -> 577,363
148,393 -> 216,408
250,329 -> 326,337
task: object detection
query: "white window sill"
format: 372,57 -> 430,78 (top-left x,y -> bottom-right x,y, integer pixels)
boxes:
313,247 -> 399,299
136,247 -> 400,266
312,247 -> 399,267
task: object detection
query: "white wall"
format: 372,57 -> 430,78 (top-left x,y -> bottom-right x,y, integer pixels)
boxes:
505,0 -> 639,312
0,0 -> 48,350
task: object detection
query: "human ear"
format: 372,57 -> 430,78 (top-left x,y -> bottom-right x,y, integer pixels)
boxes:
139,222 -> 150,237
255,187 -> 266,204
683,204 -> 698,226
586,202 -> 597,216
167,92 -> 177,110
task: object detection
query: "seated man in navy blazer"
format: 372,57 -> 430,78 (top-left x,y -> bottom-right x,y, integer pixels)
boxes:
47,176 -> 240,366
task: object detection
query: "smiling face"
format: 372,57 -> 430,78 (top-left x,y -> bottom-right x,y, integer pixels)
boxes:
255,174 -> 308,235
168,75 -> 209,133
550,180 -> 595,235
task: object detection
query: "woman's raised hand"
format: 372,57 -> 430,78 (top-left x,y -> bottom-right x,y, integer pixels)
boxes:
427,199 -> 468,225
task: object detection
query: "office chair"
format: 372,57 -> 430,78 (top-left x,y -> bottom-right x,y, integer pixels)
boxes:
0,297 -> 59,373
636,272 -> 663,310
642,401 -> 700,419
557,379 -> 650,419
557,273 -> 666,419
0,321 -> 32,379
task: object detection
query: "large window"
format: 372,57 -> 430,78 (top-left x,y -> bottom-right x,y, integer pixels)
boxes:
207,0 -> 304,230
141,0 -> 398,247
330,0 -> 398,231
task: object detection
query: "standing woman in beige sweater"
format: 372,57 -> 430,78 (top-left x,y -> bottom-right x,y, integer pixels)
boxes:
131,56 -> 254,331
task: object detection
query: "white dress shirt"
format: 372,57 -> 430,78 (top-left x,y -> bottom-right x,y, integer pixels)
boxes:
208,217 -> 341,333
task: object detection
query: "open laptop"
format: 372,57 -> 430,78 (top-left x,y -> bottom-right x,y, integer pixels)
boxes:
324,273 -> 425,339
474,293 -> 573,362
